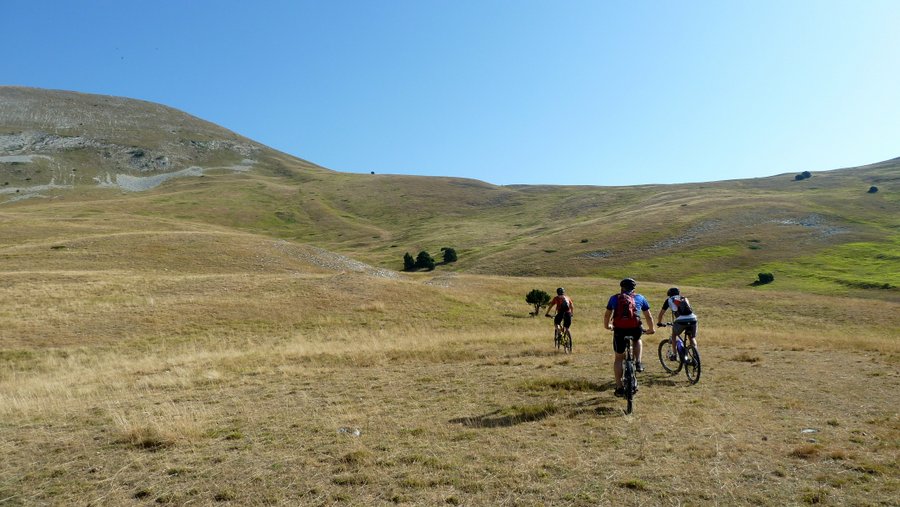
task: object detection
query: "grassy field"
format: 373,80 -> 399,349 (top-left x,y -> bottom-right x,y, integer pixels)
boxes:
1,262 -> 898,505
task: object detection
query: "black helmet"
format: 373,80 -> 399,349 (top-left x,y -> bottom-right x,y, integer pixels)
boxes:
556,287 -> 565,295
620,278 -> 637,291
667,287 -> 680,297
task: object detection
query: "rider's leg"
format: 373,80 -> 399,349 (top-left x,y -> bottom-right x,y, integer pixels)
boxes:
634,338 -> 643,370
614,351 -> 625,388
669,327 -> 677,358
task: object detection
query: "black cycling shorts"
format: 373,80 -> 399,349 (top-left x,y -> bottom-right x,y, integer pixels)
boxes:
554,312 -> 572,329
613,327 -> 642,354
672,319 -> 697,339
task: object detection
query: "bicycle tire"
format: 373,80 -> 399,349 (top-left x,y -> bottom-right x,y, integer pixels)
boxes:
683,345 -> 701,384
658,339 -> 683,374
564,331 -> 573,354
624,360 -> 635,414
554,329 -> 561,350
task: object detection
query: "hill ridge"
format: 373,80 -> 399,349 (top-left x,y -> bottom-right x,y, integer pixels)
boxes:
1,86 -> 897,298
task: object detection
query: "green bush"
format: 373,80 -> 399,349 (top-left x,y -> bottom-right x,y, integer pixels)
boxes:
756,272 -> 775,284
415,251 -> 436,271
403,252 -> 416,271
525,289 -> 551,317
440,247 -> 458,263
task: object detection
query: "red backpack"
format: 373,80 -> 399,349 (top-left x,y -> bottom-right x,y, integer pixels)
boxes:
613,292 -> 641,328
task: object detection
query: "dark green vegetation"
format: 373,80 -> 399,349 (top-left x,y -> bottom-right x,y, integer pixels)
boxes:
525,288 -> 552,316
2,86 -> 898,300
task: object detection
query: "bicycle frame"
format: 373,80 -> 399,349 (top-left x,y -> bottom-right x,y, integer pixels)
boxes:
621,335 -> 638,414
658,322 -> 701,384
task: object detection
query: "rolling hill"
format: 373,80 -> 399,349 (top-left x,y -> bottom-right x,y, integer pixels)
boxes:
2,86 -> 898,506
2,86 -> 898,299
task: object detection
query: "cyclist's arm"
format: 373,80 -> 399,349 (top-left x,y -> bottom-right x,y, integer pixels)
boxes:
656,308 -> 666,324
642,309 -> 656,334
544,299 -> 556,317
603,309 -> 613,330
656,299 -> 669,324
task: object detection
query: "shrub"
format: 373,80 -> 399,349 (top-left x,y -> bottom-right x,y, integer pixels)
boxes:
440,247 -> 458,263
868,186 -> 879,194
415,251 -> 435,271
403,252 -> 416,271
756,272 -> 775,284
525,289 -> 551,317
794,171 -> 812,181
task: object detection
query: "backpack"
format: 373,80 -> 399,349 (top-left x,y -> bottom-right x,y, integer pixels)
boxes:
559,296 -> 570,313
613,292 -> 640,328
672,295 -> 693,317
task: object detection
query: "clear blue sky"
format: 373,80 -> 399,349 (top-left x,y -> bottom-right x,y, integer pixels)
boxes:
5,1 -> 899,186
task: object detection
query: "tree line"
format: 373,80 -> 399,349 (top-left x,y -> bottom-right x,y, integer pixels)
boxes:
403,247 -> 457,271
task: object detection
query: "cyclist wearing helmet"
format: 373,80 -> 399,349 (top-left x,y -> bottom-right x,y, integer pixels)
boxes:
604,278 -> 655,397
656,287 -> 698,358
545,287 -> 574,337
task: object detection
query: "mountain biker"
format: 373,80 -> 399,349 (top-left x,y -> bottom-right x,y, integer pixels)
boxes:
545,287 -> 574,339
604,278 -> 655,397
656,287 -> 698,360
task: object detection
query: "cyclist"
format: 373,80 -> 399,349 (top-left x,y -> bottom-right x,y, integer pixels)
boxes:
604,278 -> 655,397
545,287 -> 574,341
656,287 -> 698,361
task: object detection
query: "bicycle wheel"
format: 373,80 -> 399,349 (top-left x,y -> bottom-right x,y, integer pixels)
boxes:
564,331 -> 573,354
624,361 -> 635,414
658,339 -> 682,374
554,329 -> 561,350
683,345 -> 701,384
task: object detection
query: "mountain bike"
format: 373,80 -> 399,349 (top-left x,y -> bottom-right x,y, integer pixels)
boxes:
547,315 -> 572,353
657,322 -> 701,384
620,333 -> 639,414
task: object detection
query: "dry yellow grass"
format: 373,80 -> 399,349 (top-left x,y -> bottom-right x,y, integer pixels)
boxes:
1,261 -> 898,505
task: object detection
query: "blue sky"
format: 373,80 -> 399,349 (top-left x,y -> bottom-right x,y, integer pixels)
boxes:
5,1 -> 899,186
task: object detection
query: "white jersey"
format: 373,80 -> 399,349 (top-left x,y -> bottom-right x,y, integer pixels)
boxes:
667,296 -> 697,322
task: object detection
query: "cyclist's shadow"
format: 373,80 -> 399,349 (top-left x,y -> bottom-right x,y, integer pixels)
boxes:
449,408 -> 556,428
571,380 -> 624,418
450,380 -> 625,426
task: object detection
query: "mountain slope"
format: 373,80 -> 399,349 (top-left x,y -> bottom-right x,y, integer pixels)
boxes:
2,86 -> 897,299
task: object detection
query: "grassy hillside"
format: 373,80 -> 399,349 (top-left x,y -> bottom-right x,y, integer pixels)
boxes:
3,87 -> 898,300
1,87 -> 898,505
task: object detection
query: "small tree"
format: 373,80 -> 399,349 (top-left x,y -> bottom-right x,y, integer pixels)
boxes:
868,186 -> 879,194
415,251 -> 436,271
756,272 -> 775,285
440,247 -> 458,263
403,252 -> 416,272
525,289 -> 551,317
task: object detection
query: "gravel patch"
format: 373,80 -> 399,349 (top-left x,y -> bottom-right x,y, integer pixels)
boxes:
650,219 -> 723,250
0,154 -> 52,163
229,159 -> 257,172
94,167 -> 204,192
273,241 -> 400,279
770,214 -> 848,237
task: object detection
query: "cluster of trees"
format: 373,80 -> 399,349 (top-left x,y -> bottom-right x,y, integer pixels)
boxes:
403,247 -> 457,272
793,171 -> 812,181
